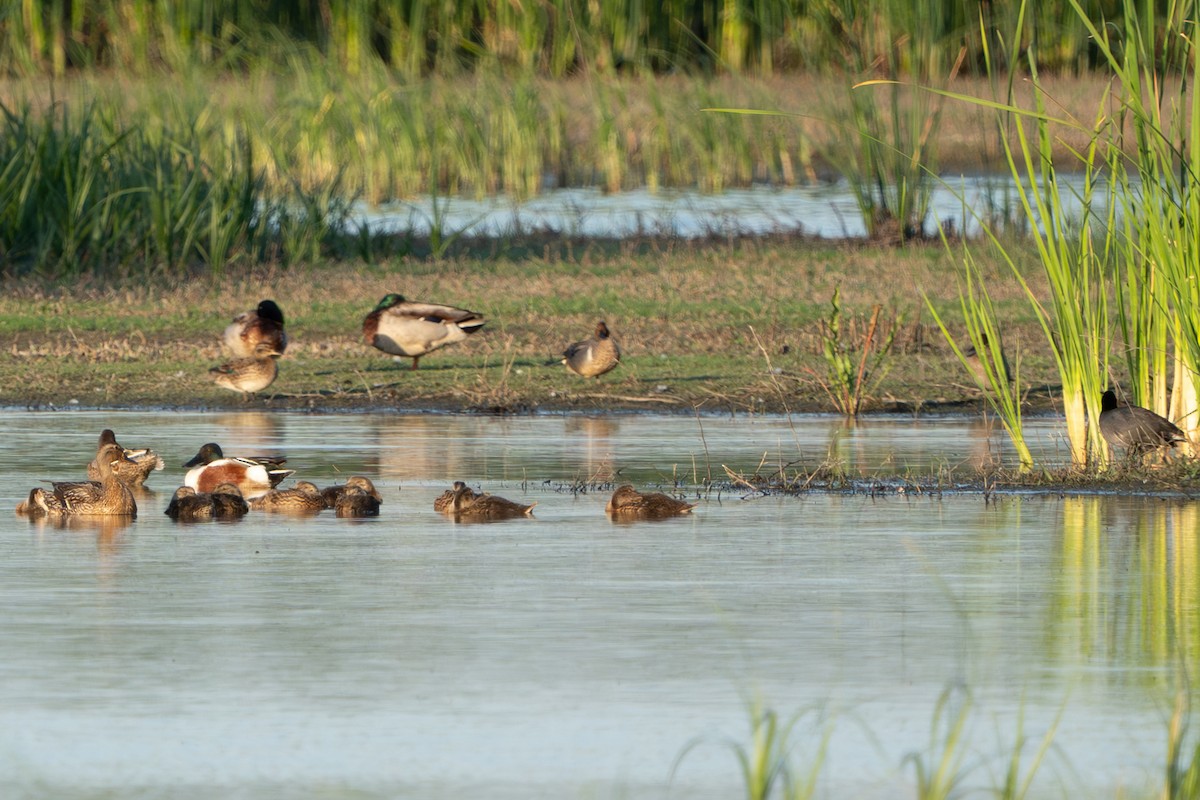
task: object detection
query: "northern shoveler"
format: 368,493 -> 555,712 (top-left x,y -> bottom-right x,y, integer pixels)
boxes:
560,320 -> 621,378
605,484 -> 696,518
1099,388 -> 1187,459
224,299 -> 288,358
87,429 -> 165,488
183,442 -> 293,499
210,342 -> 281,396
362,293 -> 485,370
18,443 -> 138,518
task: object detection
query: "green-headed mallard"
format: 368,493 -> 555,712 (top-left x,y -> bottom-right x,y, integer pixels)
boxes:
224,299 -> 287,358
183,442 -> 294,499
605,484 -> 696,518
17,443 -> 138,518
87,429 -> 164,488
249,480 -> 326,513
1099,388 -> 1187,458
210,341 -> 281,396
363,293 -> 485,370
560,320 -> 620,378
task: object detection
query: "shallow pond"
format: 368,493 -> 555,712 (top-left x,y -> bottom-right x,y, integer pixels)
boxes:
355,175 -> 1098,240
0,410 -> 1195,799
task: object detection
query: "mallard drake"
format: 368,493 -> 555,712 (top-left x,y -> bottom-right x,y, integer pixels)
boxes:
224,299 -> 287,358
210,342 -> 281,396
332,486 -> 382,518
433,480 -> 477,512
87,429 -> 165,488
560,320 -> 621,378
1099,389 -> 1187,458
183,442 -> 294,499
362,293 -> 485,369
17,443 -> 138,518
441,481 -> 536,520
321,476 -> 382,509
249,481 -> 326,513
605,484 -> 696,518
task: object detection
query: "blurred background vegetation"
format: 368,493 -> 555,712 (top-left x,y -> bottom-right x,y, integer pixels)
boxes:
0,0 -> 1165,78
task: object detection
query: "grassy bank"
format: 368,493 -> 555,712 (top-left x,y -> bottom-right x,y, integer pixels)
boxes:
0,236 -> 1057,415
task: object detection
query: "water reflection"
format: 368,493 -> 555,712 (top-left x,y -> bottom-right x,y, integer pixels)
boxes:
1053,498 -> 1200,678
0,410 -> 1193,799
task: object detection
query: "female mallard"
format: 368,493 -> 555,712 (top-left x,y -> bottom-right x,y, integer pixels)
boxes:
87,429 -> 164,488
210,342 -> 281,396
332,486 -> 382,518
321,476 -> 383,510
183,442 -> 294,499
605,484 -> 696,518
362,293 -> 485,369
18,443 -> 138,518
433,480 -> 477,512
560,321 -> 620,378
224,299 -> 287,358
962,333 -> 1011,386
1099,388 -> 1187,458
165,486 -> 214,521
249,481 -> 326,513
442,481 -> 536,520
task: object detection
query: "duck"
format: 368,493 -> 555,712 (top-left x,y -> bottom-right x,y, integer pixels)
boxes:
165,487 -> 214,521
433,480 -> 477,512
560,320 -> 621,378
210,341 -> 282,396
441,481 -> 536,520
224,299 -> 287,358
1099,388 -> 1187,458
210,483 -> 251,519
249,481 -> 326,513
17,443 -> 138,518
183,442 -> 294,499
321,476 -> 383,509
605,484 -> 696,518
362,293 -> 486,370
962,333 -> 1011,386
86,429 -> 164,488
332,486 -> 382,518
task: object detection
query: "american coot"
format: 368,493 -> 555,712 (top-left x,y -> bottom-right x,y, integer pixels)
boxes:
362,293 -> 486,370
559,321 -> 621,378
1099,389 -> 1187,457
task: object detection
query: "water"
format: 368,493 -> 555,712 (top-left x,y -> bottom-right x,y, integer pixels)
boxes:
354,174 -> 1103,241
0,410 -> 1194,799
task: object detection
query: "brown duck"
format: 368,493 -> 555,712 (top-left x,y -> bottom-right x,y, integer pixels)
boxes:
443,481 -> 536,520
560,320 -> 621,378
249,481 -> 326,513
605,484 -> 696,518
87,429 -> 164,488
224,299 -> 287,358
18,443 -> 138,518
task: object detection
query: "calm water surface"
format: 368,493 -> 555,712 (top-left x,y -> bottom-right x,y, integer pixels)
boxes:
0,410 -> 1195,799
